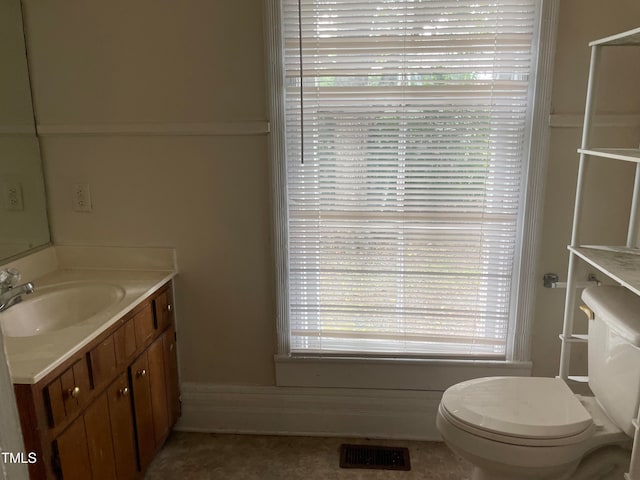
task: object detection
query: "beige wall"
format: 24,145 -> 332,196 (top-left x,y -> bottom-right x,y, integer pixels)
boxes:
20,0 -> 640,387
22,0 -> 276,386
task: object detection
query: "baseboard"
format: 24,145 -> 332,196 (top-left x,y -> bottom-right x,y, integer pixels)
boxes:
176,383 -> 443,441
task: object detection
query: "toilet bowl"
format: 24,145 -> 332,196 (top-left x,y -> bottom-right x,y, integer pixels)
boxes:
436,377 -> 631,480
436,286 -> 640,480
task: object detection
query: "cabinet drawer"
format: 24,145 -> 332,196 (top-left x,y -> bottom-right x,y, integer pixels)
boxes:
153,287 -> 174,332
134,303 -> 155,348
90,316 -> 139,389
89,335 -> 117,390
114,317 -> 137,367
45,359 -> 91,429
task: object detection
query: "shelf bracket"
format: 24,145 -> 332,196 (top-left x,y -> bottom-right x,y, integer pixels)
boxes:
543,273 -> 600,289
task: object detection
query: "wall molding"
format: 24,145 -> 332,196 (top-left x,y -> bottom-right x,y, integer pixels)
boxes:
0,125 -> 36,135
35,121 -> 270,137
549,114 -> 640,129
176,383 -> 443,441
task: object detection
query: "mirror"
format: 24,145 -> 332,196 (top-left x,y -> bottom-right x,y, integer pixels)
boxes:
0,0 -> 50,261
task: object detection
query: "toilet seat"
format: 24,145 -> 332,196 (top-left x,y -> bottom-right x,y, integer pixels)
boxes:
440,377 -> 595,446
439,403 -> 597,447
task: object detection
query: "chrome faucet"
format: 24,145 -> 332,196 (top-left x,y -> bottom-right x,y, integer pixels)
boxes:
0,269 -> 35,312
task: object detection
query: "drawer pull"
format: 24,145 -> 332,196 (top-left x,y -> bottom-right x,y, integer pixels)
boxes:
68,386 -> 81,399
119,387 -> 129,396
136,369 -> 147,378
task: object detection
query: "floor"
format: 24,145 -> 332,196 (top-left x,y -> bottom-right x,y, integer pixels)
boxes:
145,432 -> 472,480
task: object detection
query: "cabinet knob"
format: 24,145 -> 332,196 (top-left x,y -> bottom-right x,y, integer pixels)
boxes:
136,369 -> 147,378
68,386 -> 81,399
119,386 -> 129,396
166,304 -> 172,312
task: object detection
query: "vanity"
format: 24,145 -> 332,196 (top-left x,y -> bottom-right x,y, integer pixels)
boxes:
1,1 -> 181,477
0,247 -> 179,480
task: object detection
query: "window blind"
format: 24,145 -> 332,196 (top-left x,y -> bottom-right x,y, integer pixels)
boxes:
283,0 -> 538,358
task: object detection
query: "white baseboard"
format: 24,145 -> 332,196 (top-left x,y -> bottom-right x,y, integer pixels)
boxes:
176,383 -> 444,441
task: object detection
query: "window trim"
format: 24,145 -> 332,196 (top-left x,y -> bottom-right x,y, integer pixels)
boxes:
275,354 -> 533,390
264,0 -> 559,387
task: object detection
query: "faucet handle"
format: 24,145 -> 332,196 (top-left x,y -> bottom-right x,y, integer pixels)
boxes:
0,268 -> 21,286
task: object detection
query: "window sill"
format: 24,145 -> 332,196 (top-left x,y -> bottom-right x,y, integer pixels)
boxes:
275,354 -> 532,391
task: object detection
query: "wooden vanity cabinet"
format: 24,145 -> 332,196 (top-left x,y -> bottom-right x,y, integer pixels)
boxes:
14,282 -> 179,480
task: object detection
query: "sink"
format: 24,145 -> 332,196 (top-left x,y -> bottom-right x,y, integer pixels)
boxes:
0,281 -> 125,337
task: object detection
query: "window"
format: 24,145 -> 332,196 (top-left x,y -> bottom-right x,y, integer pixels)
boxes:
274,0 -> 542,360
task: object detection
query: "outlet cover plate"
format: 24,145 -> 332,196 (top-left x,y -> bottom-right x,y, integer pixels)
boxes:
72,183 -> 92,212
3,182 -> 24,211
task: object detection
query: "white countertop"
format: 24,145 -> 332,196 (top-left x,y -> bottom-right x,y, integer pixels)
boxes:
3,268 -> 175,384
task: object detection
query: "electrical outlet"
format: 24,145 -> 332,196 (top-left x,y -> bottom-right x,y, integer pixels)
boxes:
3,182 -> 24,211
72,183 -> 92,212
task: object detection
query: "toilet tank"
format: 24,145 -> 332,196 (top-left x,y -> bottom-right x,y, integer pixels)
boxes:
582,286 -> 640,437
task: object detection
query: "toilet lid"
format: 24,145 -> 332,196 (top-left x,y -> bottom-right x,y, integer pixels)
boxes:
441,377 -> 593,439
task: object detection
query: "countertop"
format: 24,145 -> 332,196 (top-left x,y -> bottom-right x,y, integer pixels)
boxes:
3,268 -> 175,384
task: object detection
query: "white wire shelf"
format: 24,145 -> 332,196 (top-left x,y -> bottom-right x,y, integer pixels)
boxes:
569,246 -> 640,296
590,26 -> 640,46
578,148 -> 640,163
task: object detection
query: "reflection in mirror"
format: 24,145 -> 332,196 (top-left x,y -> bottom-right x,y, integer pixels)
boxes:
0,0 -> 50,261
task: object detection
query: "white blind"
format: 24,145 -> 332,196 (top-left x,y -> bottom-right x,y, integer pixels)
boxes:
283,0 -> 538,358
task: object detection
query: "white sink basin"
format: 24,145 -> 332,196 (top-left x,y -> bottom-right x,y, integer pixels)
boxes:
0,281 -> 125,337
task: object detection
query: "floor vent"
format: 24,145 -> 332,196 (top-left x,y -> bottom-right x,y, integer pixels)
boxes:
339,444 -> 411,471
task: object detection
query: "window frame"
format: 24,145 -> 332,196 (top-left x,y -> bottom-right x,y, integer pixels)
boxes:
265,0 -> 559,389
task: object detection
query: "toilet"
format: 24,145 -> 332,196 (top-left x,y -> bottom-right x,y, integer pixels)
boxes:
436,286 -> 639,480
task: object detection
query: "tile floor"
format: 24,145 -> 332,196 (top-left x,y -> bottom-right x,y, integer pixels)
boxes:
145,432 -> 472,480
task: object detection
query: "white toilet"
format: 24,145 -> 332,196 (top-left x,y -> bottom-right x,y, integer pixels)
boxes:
436,286 -> 639,480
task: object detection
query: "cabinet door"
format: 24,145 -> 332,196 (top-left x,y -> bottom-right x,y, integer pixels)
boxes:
131,352 -> 155,471
84,393 -> 117,480
148,335 -> 170,446
107,373 -> 138,480
131,336 -> 172,471
163,326 -> 181,427
55,415 -> 92,480
56,392 -> 120,480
